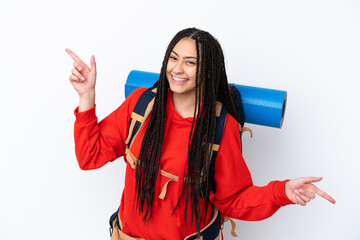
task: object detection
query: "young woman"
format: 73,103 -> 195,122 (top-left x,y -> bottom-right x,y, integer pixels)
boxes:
66,28 -> 335,240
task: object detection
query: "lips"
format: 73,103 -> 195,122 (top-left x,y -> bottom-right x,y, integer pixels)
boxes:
172,75 -> 188,84
172,75 -> 188,82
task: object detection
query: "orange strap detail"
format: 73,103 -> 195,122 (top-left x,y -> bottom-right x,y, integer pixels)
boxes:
111,214 -> 145,240
222,217 -> 238,238
240,125 -> 253,138
158,170 -> 179,199
215,102 -> 222,117
125,148 -> 137,169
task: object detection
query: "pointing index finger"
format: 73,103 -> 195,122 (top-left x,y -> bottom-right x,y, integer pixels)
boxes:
65,48 -> 86,65
312,185 -> 336,204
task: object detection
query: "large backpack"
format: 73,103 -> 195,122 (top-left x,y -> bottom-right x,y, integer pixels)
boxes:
111,84 -> 251,238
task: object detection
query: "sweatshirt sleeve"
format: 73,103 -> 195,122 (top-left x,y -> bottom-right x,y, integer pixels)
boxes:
73,88 -> 147,170
212,114 -> 294,220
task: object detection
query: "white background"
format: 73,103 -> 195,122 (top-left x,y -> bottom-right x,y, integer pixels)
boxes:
1,0 -> 359,239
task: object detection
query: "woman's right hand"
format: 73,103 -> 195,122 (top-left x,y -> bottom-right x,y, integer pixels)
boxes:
66,49 -> 97,112
65,48 -> 97,97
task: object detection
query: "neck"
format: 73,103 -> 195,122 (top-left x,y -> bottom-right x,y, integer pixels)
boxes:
172,92 -> 199,118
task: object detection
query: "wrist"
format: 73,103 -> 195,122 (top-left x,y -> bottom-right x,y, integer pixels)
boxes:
79,89 -> 95,99
285,180 -> 296,204
79,90 -> 95,112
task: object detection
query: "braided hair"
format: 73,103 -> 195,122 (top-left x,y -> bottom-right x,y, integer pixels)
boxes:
135,27 -> 238,237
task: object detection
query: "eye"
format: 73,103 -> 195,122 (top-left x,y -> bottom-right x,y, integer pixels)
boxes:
187,61 -> 196,65
169,55 -> 177,61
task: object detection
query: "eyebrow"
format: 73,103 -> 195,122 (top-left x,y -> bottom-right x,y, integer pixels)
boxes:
171,50 -> 197,60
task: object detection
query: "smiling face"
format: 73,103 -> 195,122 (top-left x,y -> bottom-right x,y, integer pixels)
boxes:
166,37 -> 198,98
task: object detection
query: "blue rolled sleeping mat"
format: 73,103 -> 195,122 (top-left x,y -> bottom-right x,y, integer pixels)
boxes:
125,70 -> 287,128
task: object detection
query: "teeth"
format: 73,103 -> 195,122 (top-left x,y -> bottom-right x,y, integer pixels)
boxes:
173,76 -> 188,82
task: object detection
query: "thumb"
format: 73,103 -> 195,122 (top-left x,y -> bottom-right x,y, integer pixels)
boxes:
90,55 -> 96,73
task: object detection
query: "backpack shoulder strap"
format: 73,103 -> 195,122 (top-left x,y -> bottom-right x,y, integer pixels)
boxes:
125,86 -> 157,151
209,84 -> 252,193
228,84 -> 245,128
209,102 -> 228,193
208,85 -> 248,238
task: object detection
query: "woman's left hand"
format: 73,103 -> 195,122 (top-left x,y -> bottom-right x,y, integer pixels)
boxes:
285,177 -> 336,206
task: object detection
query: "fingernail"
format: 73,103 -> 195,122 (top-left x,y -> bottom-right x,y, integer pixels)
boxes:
81,77 -> 85,81
78,67 -> 82,71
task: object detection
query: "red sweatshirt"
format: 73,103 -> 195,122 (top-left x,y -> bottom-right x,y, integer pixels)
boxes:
73,87 -> 294,239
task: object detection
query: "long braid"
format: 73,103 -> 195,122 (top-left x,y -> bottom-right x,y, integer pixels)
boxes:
135,28 -> 238,237
135,28 -> 197,221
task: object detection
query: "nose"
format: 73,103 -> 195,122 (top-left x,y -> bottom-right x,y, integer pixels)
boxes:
173,61 -> 184,74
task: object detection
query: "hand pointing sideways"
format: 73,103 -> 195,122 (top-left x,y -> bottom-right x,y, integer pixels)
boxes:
285,177 -> 335,206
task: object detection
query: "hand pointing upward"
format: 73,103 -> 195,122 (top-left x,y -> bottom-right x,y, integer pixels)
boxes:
66,49 -> 97,112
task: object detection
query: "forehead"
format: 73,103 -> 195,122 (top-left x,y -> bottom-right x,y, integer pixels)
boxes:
172,38 -> 197,57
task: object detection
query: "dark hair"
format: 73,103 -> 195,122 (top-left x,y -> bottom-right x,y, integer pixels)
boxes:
135,27 -> 238,237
